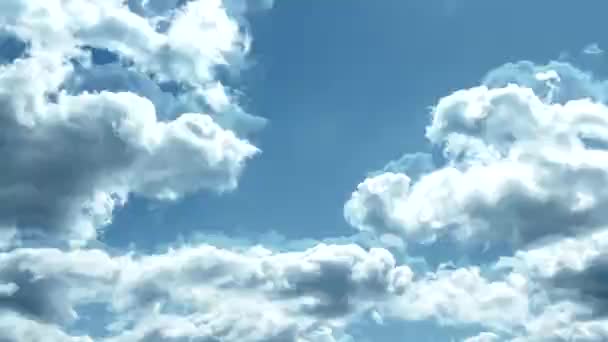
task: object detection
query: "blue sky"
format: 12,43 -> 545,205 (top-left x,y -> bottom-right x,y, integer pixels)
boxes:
107,0 -> 608,247
2,1 -> 608,341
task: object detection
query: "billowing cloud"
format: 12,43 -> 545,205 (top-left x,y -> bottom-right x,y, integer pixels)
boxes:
0,67 -> 258,242
496,228 -> 608,323
384,266 -> 529,333
508,302 -> 608,342
0,248 -> 116,325
0,311 -> 93,342
3,1 -> 607,340
482,60 -> 608,104
0,0 -> 264,243
347,74 -> 608,247
0,243 -> 412,341
346,60 -> 608,340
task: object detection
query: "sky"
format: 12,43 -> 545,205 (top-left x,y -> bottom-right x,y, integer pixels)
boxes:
1,1 -> 608,341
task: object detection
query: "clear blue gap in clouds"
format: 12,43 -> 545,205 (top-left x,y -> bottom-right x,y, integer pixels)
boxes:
105,0 -> 607,253
0,33 -> 28,64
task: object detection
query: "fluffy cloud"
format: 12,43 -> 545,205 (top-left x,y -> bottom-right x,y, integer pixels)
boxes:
4,1 -> 607,340
507,302 -> 608,342
0,248 -> 116,325
0,243 -> 412,341
0,311 -> 93,342
482,61 -> 608,104
346,81 -> 608,246
0,1 -> 468,341
0,0 -> 263,243
1,0 -> 248,85
0,68 -> 258,242
116,243 -> 410,315
384,266 -> 529,332
497,228 -> 608,321
346,60 -> 608,340
381,232 -> 608,341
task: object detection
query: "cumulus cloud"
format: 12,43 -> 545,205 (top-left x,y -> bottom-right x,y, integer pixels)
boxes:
345,59 -> 608,340
4,1 -> 607,340
379,232 -> 608,341
375,152 -> 436,180
0,311 -> 93,342
0,0 -> 264,243
495,228 -> 608,322
0,0 -> 275,336
384,266 -> 529,332
508,302 -> 608,342
482,60 -> 608,104
0,243 -> 412,341
0,72 -> 258,242
0,248 -> 116,325
347,76 -> 608,246
111,243 -> 411,341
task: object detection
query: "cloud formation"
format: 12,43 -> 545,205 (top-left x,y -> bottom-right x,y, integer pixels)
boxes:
583,43 -> 604,56
464,332 -> 501,342
0,0 -> 262,243
345,59 -> 608,341
2,1 -> 608,340
0,243 -> 412,341
347,70 -> 608,247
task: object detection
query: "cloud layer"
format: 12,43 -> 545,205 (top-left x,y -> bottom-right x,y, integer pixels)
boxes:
0,243 -> 413,341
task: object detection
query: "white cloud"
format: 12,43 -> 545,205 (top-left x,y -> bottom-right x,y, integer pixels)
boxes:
0,248 -> 117,325
385,266 -> 530,332
482,61 -> 608,104
3,1 -> 607,340
497,228 -> 608,280
583,43 -> 604,56
0,311 -> 93,342
0,243 -> 412,341
0,77 -> 258,241
112,243 -> 411,320
509,302 -> 608,342
0,0 -> 263,243
346,60 -> 608,340
463,332 -> 501,342
344,173 -> 417,239
380,236 -> 608,341
497,228 -> 608,324
1,0 -> 248,86
347,82 -> 608,246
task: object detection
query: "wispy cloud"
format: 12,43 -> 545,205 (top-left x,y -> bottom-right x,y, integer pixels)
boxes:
584,43 -> 604,55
